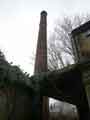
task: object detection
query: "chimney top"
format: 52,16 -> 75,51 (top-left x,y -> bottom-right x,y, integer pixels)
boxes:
41,10 -> 47,16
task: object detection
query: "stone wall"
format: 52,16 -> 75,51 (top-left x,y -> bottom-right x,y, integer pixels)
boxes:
0,84 -> 32,120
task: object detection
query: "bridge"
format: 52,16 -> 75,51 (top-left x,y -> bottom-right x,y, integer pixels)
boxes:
30,61 -> 90,120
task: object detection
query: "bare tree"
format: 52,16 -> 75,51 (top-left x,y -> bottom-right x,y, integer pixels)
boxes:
48,14 -> 90,70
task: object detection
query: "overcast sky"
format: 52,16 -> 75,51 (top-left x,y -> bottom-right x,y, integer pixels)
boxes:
0,0 -> 90,75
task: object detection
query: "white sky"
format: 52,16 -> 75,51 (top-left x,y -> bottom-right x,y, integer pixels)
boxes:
0,0 -> 90,75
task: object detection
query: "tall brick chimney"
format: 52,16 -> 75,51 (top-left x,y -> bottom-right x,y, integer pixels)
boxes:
34,11 -> 47,74
34,10 -> 49,120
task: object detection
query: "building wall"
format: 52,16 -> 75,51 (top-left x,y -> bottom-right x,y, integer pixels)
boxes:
0,85 -> 32,120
